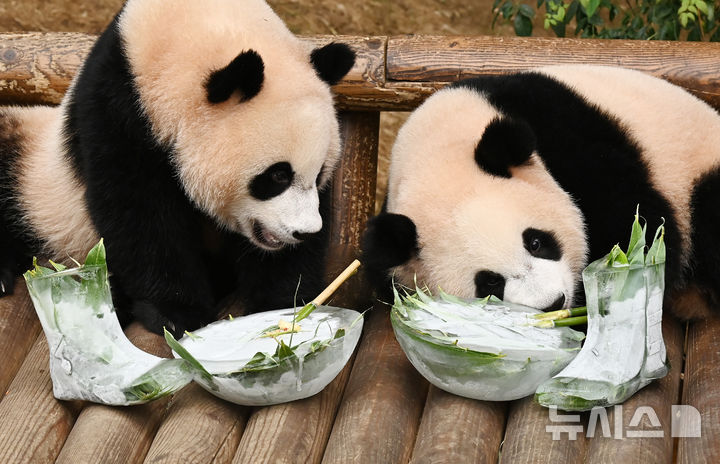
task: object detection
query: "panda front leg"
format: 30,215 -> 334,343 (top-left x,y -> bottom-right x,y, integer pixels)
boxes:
87,194 -> 220,336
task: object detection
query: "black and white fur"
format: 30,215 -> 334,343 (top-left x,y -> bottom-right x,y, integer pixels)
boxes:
0,0 -> 355,335
363,65 -> 720,318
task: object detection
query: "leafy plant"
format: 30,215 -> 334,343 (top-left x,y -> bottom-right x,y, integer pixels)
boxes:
492,0 -> 720,40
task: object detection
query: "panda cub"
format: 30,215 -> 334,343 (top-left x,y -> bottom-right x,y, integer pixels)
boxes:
363,65 -> 720,318
0,0 -> 355,335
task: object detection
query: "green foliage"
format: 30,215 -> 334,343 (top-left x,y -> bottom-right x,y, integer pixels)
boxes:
492,0 -> 720,40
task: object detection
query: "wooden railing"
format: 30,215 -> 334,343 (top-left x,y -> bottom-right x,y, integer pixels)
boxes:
0,32 -> 719,463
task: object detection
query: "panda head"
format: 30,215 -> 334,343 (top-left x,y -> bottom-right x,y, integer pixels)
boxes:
363,86 -> 588,310
119,0 -> 355,250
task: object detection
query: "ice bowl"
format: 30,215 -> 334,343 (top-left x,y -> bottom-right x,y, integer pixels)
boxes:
170,306 -> 363,406
391,289 -> 584,401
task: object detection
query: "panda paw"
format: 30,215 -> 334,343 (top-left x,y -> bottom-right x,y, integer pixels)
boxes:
361,213 -> 419,272
0,268 -> 15,297
131,300 -> 215,338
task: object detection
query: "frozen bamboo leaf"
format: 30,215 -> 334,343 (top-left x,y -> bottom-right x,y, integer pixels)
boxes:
24,240 -> 193,405
391,287 -> 584,401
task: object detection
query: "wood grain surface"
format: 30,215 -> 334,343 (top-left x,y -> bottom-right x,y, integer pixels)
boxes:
0,280 -> 41,399
386,35 -> 720,109
0,32 -> 94,105
143,383 -> 248,464
500,395 -> 588,464
409,387 -> 506,464
678,316 -> 720,463
0,334 -> 82,463
321,306 -> 429,464
4,33 -> 720,110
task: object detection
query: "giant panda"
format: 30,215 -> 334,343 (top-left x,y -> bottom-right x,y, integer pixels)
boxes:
0,0 -> 356,335
363,65 -> 720,319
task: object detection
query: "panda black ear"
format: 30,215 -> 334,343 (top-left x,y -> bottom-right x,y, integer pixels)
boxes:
205,50 -> 265,104
474,117 -> 536,178
361,213 -> 419,273
310,42 -> 356,86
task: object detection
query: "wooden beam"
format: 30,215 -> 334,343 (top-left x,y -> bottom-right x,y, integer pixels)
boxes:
4,33 -> 720,111
0,32 -> 94,105
385,36 -> 720,110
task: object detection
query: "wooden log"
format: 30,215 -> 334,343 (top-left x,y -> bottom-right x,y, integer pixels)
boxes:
303,36 -> 388,112
386,35 -> 720,110
143,383 -> 248,464
677,316 -> 720,463
0,32 -> 95,105
0,334 -> 83,463
5,33 -> 720,111
321,306 -> 429,464
499,396 -> 587,463
231,111 -> 379,464
0,32 -> 389,110
584,318 -> 685,462
54,324 -> 171,464
0,279 -> 41,400
409,387 -> 506,464
232,360 -> 356,464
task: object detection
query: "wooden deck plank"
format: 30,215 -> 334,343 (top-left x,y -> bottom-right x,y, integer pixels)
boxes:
0,334 -> 82,463
678,316 -> 720,463
321,306 -> 429,464
409,387 -> 506,464
54,324 -> 171,464
0,280 -> 41,399
232,360 -> 356,464
143,384 -> 248,464
584,318 -> 684,463
500,396 -> 587,463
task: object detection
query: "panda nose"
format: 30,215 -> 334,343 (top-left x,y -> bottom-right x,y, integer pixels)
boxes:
292,231 -> 315,242
543,294 -> 566,312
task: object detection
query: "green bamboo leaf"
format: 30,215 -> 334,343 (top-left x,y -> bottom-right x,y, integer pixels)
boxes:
607,244 -> 628,267
164,328 -> 215,385
84,238 -> 106,267
647,223 -> 666,265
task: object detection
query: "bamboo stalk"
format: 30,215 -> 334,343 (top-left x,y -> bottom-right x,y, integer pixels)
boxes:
532,306 -> 587,321
312,260 -> 362,306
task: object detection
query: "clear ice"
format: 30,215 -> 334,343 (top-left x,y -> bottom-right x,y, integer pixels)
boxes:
534,259 -> 668,411
25,263 -> 192,405
173,307 -> 363,406
391,290 -> 585,401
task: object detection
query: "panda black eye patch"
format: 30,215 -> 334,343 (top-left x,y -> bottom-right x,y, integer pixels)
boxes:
475,270 -> 505,300
249,162 -> 294,200
522,228 -> 562,261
